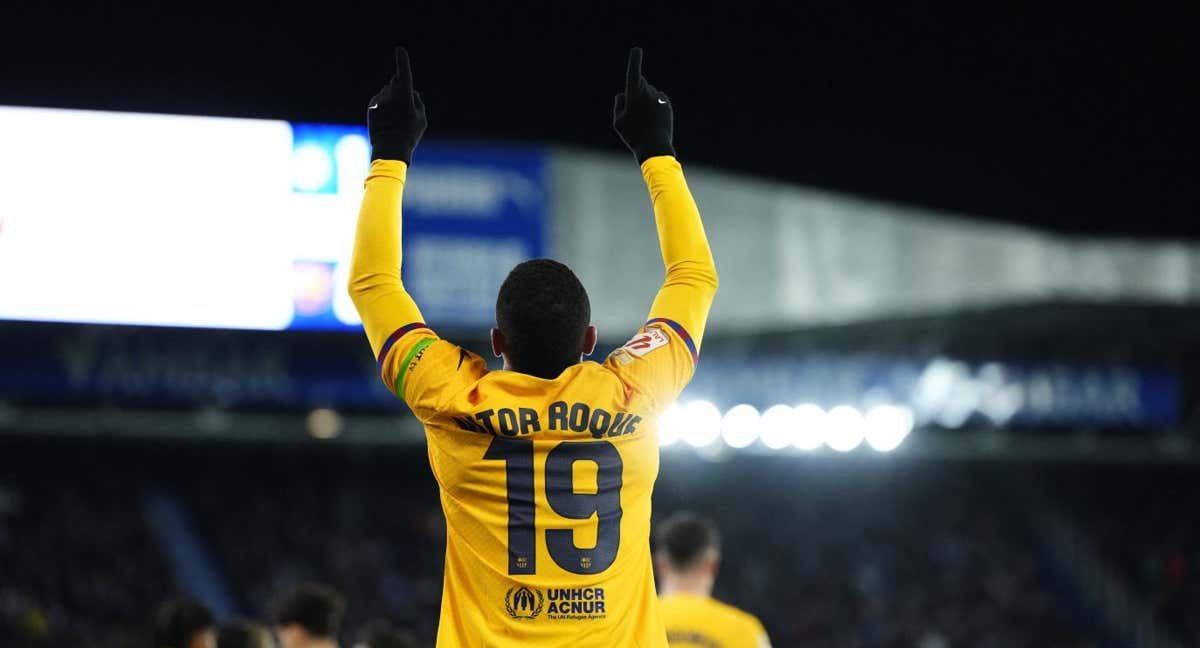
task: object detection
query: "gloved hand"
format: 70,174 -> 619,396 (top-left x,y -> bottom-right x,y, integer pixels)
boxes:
368,46 -> 428,164
612,47 -> 675,163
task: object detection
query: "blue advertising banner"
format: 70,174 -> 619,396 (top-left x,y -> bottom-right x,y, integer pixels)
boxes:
286,124 -> 548,331
0,324 -> 1181,429
686,354 -> 1180,429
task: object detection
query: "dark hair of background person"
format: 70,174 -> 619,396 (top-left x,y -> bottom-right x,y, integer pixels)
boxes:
153,597 -> 215,648
217,618 -> 275,648
495,258 -> 591,379
269,583 -> 346,639
655,511 -> 721,570
355,619 -> 419,648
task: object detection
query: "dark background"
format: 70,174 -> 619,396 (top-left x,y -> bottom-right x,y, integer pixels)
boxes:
3,2 -> 1196,237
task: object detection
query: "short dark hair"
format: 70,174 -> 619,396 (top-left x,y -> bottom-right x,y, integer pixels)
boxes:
217,619 -> 274,648
357,619 -> 419,648
154,597 -> 214,648
655,511 -> 721,570
270,583 -> 345,639
496,259 -> 591,379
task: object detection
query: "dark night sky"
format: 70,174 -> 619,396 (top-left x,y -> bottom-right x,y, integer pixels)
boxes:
3,2 -> 1196,237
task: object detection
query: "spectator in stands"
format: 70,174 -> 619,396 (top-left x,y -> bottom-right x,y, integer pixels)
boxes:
271,583 -> 346,648
154,597 -> 216,648
353,619 -> 419,648
217,619 -> 275,648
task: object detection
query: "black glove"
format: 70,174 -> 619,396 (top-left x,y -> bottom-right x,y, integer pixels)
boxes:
612,47 -> 675,163
368,47 -> 428,163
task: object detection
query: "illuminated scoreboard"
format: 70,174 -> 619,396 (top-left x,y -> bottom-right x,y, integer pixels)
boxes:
0,106 -> 547,331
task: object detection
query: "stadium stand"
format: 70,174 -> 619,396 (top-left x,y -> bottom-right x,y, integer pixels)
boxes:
180,447 -> 446,642
1051,466 -> 1200,646
0,473 -> 173,647
0,438 -> 1111,647
655,457 -> 1097,648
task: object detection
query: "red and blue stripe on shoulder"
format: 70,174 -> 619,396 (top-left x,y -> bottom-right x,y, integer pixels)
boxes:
645,317 -> 698,364
376,322 -> 431,378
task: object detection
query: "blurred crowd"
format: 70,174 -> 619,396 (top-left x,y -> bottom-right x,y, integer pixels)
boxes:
1054,466 -> 1200,645
0,480 -> 171,647
5,440 -> 1183,648
654,458 -> 1094,648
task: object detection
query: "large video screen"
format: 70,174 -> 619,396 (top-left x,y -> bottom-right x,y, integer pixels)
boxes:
0,106 -> 547,331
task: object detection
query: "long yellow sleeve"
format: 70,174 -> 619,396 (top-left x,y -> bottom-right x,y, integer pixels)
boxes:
641,156 -> 719,354
348,159 -> 428,360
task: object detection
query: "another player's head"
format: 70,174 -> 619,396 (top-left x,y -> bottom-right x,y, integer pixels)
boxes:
271,583 -> 346,648
353,619 -> 419,648
217,619 -> 275,648
654,511 -> 722,597
493,258 -> 597,379
153,597 -> 216,648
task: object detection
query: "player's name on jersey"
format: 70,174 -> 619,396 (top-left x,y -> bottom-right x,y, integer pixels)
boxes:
451,402 -> 643,439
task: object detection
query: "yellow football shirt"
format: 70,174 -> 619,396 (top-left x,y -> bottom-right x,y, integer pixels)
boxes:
349,155 -> 717,647
659,593 -> 770,648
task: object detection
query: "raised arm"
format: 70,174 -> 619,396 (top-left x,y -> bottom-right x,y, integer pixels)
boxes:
348,47 -> 430,360
613,48 -> 719,355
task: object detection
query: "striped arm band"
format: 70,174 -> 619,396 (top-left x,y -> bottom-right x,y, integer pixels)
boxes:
645,317 -> 698,364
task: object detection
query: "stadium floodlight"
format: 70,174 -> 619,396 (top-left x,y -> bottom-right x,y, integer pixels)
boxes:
825,405 -> 865,452
658,402 -> 685,447
334,133 -> 371,193
307,408 -> 342,440
759,404 -> 795,450
792,403 -> 826,450
682,400 -> 723,447
936,377 -> 979,429
292,143 -> 335,192
976,362 -> 1022,426
720,404 -> 761,449
864,404 -> 914,452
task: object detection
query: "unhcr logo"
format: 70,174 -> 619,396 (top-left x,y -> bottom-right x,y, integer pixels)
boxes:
504,586 -> 544,620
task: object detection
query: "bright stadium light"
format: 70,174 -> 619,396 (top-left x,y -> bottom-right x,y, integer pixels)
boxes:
658,402 -> 685,447
792,403 -> 826,451
825,405 -> 865,452
976,362 -> 1022,426
759,404 -> 795,450
937,377 -> 980,429
334,133 -> 370,193
292,144 -> 334,192
864,404 -> 914,452
720,404 -> 761,449
307,408 -> 342,440
682,400 -> 723,447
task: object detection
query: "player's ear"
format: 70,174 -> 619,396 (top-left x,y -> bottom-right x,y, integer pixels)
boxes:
491,327 -> 506,358
705,549 -> 721,577
653,551 -> 669,575
581,325 -> 598,357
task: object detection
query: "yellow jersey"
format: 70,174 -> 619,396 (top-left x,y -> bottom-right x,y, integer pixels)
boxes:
349,155 -> 717,647
659,593 -> 770,648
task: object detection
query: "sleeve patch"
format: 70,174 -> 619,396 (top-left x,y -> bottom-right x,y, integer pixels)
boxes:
621,327 -> 670,357
607,347 -> 636,366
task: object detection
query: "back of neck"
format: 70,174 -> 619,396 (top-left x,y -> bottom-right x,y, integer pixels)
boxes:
659,572 -> 714,598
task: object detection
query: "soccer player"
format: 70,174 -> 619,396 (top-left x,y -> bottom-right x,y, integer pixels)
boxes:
353,619 -> 419,648
655,512 -> 771,648
271,583 -> 346,648
153,597 -> 216,648
348,46 -> 717,646
217,619 -> 275,648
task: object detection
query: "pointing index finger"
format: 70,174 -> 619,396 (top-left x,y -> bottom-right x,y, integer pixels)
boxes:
394,46 -> 413,92
625,47 -> 643,95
